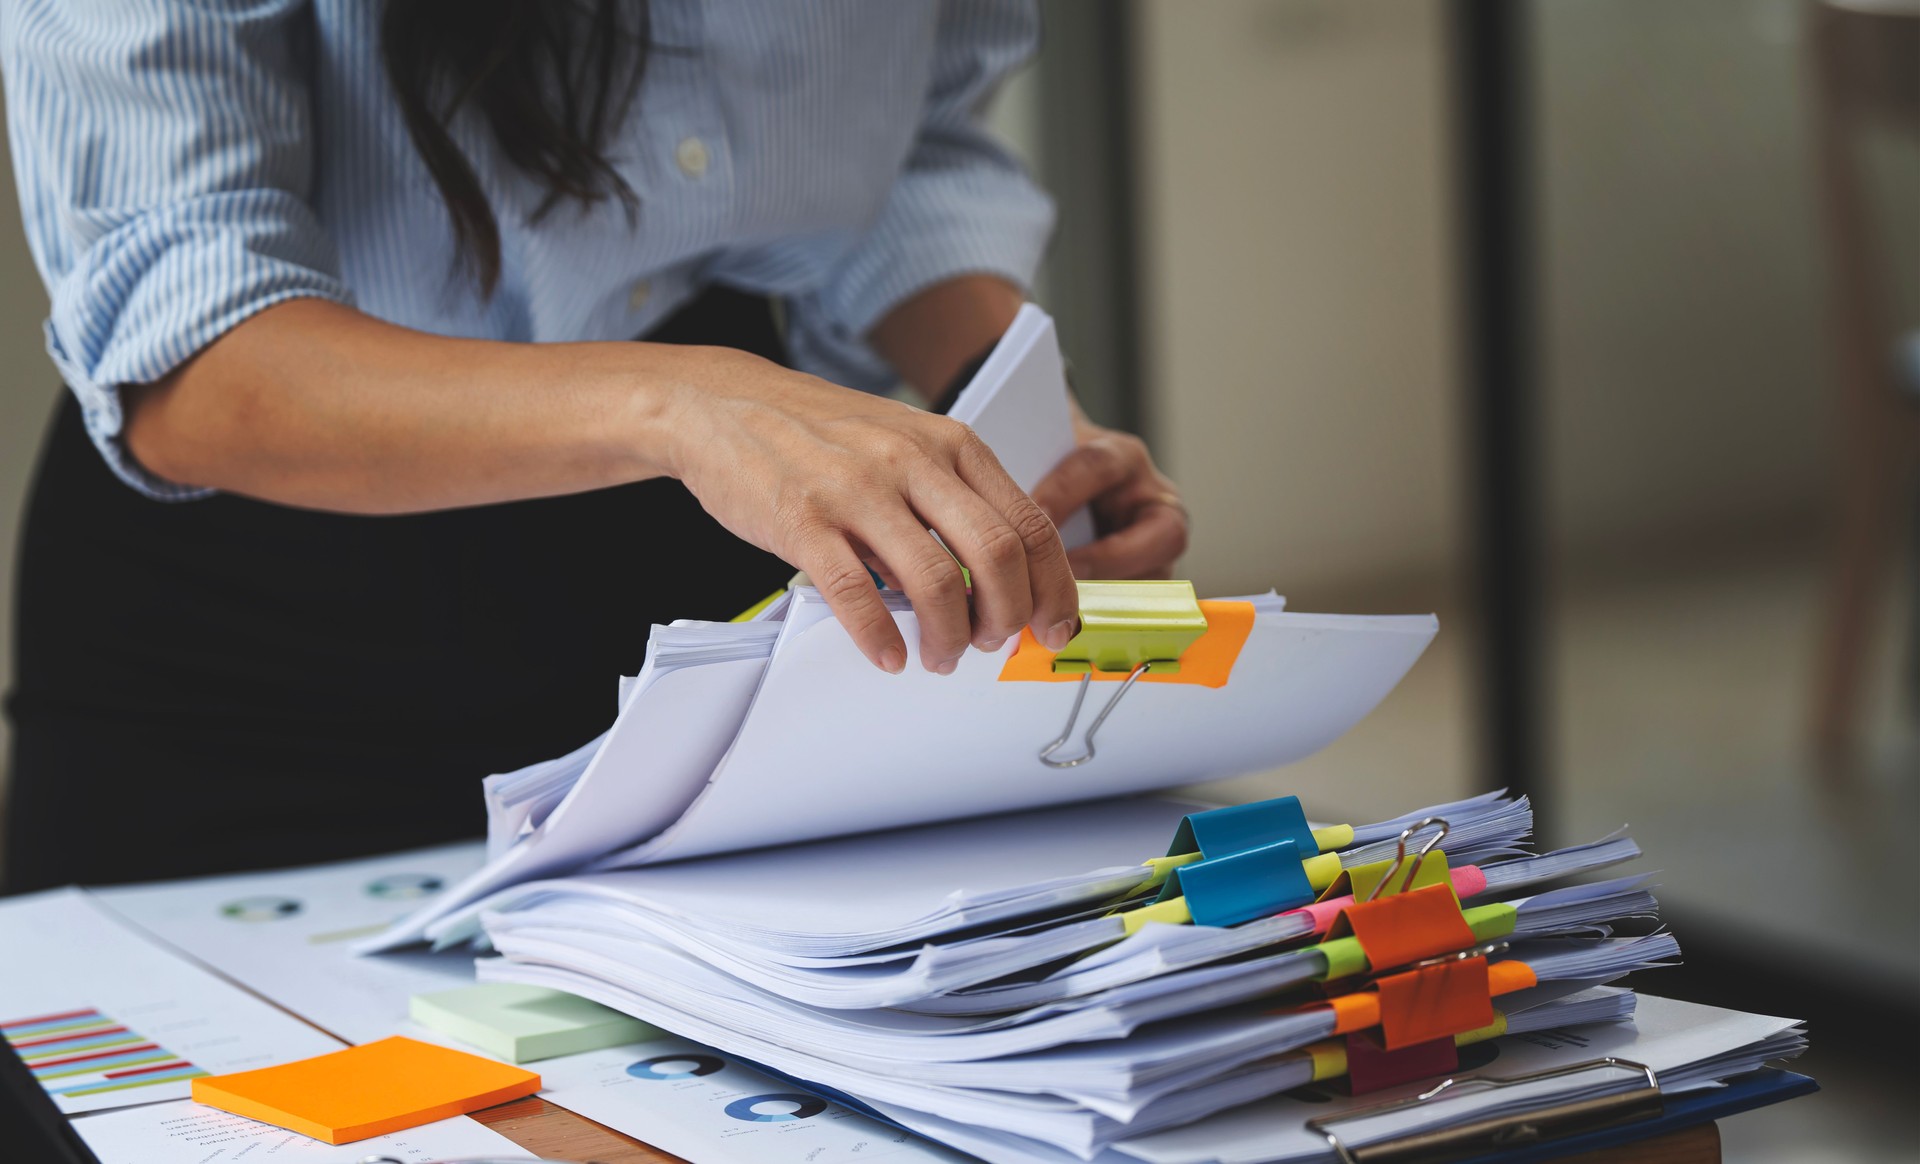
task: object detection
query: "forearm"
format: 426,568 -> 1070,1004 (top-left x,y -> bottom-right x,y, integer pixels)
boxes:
867,274 -> 1024,405
125,297 -> 703,514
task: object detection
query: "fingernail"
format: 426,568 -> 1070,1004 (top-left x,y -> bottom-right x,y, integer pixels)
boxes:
880,648 -> 906,674
979,636 -> 1007,654
1044,619 -> 1078,651
935,657 -> 959,676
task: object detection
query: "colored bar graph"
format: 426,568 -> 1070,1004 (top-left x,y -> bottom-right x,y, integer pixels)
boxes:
2,1007 -> 207,1100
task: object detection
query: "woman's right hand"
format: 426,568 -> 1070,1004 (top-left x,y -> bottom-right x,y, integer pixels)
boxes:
656,345 -> 1081,676
125,299 -> 1074,676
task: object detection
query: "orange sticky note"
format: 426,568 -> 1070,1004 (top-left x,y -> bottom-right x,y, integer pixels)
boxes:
190,1035 -> 540,1145
998,599 -> 1256,687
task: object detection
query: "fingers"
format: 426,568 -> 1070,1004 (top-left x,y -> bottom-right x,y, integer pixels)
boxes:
847,536 -> 903,592
948,431 -> 1081,651
856,510 -> 974,673
904,471 -> 1033,652
1030,434 -> 1145,524
1066,500 -> 1189,580
799,531 -> 909,673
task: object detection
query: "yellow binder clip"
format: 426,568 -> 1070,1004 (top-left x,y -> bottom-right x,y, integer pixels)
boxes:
1039,580 -> 1208,768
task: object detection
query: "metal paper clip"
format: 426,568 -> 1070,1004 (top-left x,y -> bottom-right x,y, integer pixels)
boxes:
1362,817 -> 1451,903
1306,1057 -> 1662,1164
1038,662 -> 1150,768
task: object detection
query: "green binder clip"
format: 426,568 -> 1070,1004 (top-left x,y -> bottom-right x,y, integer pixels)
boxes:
1040,580 -> 1207,768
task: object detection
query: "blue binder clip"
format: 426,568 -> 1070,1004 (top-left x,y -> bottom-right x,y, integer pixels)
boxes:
1166,796 -> 1320,862
1120,796 -> 1343,933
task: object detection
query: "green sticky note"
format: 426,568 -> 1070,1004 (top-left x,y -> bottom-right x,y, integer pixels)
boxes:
410,983 -> 660,1064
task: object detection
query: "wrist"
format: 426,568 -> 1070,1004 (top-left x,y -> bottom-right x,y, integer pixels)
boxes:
565,339 -> 700,484
617,342 -> 775,484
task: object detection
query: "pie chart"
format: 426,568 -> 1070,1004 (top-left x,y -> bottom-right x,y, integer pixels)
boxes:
626,1053 -> 725,1080
724,1093 -> 828,1123
366,873 -> 444,900
220,896 -> 302,922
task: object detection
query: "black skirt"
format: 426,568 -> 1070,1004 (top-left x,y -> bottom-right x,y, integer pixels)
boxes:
2,288 -> 795,891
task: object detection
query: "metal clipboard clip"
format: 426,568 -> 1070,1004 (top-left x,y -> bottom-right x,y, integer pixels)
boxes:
1304,1057 -> 1664,1164
1038,581 -> 1208,768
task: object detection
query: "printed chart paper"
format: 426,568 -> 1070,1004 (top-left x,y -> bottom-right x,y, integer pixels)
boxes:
0,889 -> 341,1113
535,1033 -> 972,1164
96,843 -> 486,1044
74,1101 -> 533,1163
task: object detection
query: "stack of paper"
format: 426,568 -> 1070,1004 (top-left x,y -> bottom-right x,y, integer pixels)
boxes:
462,792 -> 1727,1162
345,304 -> 1807,1161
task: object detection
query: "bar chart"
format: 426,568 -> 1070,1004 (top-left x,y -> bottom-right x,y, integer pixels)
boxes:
2,1007 -> 207,1102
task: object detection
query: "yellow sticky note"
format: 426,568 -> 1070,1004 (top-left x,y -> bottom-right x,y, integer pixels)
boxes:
191,1036 -> 540,1145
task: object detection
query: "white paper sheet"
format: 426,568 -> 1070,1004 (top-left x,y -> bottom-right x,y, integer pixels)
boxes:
361,650 -> 776,952
947,304 -> 1096,547
0,890 -> 341,1114
631,599 -> 1437,862
527,796 -> 1194,947
72,1101 -> 533,1163
94,844 -> 487,1045
533,1035 -> 972,1164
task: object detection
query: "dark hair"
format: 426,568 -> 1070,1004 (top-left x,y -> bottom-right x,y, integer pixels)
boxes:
380,0 -> 650,296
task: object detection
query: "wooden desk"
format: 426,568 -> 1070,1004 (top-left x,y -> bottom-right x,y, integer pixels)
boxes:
471,1095 -> 1721,1164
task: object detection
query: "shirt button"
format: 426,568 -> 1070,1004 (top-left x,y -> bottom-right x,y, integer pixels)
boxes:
675,136 -> 710,179
628,280 -> 651,311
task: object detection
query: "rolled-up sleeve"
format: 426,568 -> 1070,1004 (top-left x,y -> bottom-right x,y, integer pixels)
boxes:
0,0 -> 352,498
783,0 -> 1056,392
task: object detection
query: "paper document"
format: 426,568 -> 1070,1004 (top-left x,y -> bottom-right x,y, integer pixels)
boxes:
95,843 -> 486,1044
533,1033 -> 973,1164
0,889 -> 342,1114
946,303 -> 1096,547
627,597 -> 1436,862
72,1100 -> 533,1164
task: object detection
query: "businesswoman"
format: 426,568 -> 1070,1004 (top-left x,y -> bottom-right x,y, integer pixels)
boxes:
0,1 -> 1186,891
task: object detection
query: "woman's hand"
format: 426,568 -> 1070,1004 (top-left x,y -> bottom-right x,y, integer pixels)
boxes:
659,345 -> 1081,676
1031,410 -> 1189,580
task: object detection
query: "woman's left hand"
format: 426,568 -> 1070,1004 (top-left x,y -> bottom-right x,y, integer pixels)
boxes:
1031,413 -> 1189,580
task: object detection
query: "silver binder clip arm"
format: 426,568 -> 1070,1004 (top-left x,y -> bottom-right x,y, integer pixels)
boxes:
1363,817 -> 1452,903
1039,663 -> 1150,768
1306,1057 -> 1662,1164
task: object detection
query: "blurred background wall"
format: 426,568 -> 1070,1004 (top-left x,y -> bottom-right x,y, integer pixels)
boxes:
1,1 -> 1914,1156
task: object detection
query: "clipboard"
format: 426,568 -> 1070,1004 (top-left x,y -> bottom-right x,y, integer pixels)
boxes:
1306,1061 -> 1818,1164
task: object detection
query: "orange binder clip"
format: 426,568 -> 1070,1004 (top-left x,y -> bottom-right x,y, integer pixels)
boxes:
1313,819 -> 1508,1087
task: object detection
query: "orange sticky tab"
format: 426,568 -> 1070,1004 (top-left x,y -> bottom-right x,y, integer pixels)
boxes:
191,1035 -> 540,1145
998,600 -> 1255,687
1488,959 -> 1538,995
1326,990 -> 1381,1035
1337,883 -> 1476,970
1374,956 -> 1495,1050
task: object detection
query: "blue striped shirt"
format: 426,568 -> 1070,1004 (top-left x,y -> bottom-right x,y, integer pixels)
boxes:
0,0 -> 1053,499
